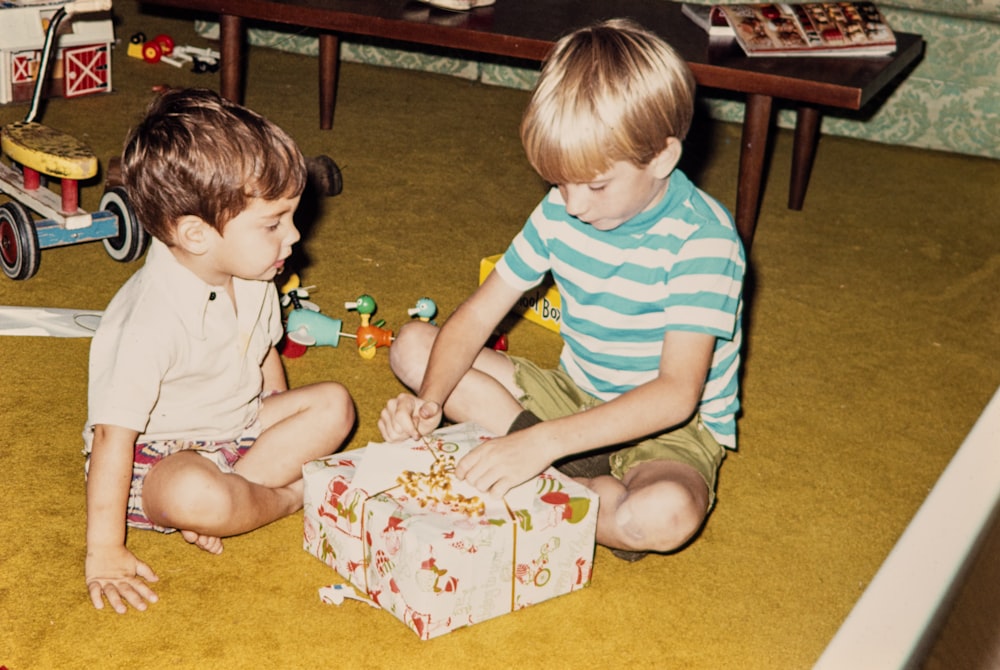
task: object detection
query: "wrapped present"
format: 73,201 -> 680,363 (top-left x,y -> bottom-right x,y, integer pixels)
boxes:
303,422 -> 598,640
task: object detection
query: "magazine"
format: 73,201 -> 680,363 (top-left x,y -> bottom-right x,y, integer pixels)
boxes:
718,2 -> 897,57
682,3 -> 735,37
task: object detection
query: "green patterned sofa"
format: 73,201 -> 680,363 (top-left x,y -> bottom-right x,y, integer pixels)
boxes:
195,0 -> 1000,159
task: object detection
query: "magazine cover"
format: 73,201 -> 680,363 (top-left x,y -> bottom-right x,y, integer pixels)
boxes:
682,3 -> 736,37
719,2 -> 897,57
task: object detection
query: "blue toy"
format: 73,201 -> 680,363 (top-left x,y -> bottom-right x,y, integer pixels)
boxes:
407,297 -> 438,324
280,277 -> 435,360
286,308 -> 347,349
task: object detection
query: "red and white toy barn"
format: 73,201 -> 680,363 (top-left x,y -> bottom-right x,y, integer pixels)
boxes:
0,1 -> 113,105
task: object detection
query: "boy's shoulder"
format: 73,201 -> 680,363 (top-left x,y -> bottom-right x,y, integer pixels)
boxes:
98,262 -> 171,335
668,176 -> 743,252
666,171 -> 731,226
99,241 -> 192,335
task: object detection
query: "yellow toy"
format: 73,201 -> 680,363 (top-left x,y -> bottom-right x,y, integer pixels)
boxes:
0,0 -> 147,280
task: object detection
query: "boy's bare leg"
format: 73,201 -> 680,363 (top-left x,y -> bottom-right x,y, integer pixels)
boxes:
578,459 -> 710,555
389,322 -> 524,434
142,382 -> 354,550
141,453 -> 305,551
393,323 -> 712,555
238,381 -> 354,485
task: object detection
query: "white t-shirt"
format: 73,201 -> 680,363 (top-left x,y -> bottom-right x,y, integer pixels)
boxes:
84,239 -> 283,451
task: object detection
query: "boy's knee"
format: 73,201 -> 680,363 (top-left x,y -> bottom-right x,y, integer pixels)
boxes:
316,381 -> 354,418
146,462 -> 234,530
388,321 -> 436,386
307,382 -> 356,445
616,480 -> 706,553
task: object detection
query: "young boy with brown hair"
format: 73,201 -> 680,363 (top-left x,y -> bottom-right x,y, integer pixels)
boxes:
83,89 -> 355,613
379,20 -> 745,561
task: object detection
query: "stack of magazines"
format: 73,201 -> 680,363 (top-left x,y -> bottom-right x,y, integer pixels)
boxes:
682,2 -> 897,57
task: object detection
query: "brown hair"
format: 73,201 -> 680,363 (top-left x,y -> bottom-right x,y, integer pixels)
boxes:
121,88 -> 307,244
520,19 -> 696,185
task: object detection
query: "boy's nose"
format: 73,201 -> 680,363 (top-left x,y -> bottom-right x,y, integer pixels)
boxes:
561,185 -> 588,219
286,223 -> 301,246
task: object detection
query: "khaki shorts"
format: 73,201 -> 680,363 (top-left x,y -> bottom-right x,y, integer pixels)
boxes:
511,356 -> 726,507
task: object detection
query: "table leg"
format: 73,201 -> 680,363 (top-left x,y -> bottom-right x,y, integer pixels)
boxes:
319,33 -> 340,130
789,105 -> 821,211
735,93 -> 773,251
219,14 -> 245,104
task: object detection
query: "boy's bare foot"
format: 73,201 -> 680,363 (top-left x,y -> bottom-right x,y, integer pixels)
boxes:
180,530 -> 224,554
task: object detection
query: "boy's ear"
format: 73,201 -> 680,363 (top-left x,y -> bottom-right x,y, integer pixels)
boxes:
651,137 -> 683,180
173,215 -> 214,255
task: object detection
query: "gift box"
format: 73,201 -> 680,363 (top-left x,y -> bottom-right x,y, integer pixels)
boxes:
303,422 -> 598,640
479,254 -> 562,333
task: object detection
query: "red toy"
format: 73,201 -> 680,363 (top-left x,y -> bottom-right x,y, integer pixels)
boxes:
127,32 -> 176,63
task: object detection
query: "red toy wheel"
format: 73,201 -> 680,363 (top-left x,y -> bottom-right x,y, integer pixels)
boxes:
152,34 -> 175,55
142,42 -> 163,63
0,202 -> 41,280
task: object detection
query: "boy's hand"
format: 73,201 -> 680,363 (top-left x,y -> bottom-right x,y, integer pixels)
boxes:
455,428 -> 558,498
378,393 -> 442,442
86,545 -> 159,614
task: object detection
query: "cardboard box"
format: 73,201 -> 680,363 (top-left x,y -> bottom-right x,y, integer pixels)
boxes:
479,254 -> 562,333
304,423 -> 598,640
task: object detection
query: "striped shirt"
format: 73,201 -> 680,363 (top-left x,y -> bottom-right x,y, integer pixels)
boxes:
494,169 -> 745,448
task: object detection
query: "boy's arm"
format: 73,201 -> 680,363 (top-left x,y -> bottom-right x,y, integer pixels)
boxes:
420,272 -> 520,406
456,329 -> 717,497
380,271 -> 522,440
86,423 -> 159,613
260,346 -> 289,394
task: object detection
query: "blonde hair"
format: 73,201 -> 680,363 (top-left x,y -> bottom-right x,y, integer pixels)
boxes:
122,88 -> 307,244
520,19 -> 696,185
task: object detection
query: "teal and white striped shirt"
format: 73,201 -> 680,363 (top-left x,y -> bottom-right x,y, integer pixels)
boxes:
495,169 -> 745,448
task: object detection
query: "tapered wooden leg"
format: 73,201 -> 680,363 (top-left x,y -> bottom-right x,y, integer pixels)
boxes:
789,105 -> 821,211
319,33 -> 340,130
735,93 -> 773,251
219,14 -> 245,103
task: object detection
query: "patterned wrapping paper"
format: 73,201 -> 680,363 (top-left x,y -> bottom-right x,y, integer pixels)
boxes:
303,423 -> 599,640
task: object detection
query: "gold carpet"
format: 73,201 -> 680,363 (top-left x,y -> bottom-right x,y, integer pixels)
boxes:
1,4 -> 998,669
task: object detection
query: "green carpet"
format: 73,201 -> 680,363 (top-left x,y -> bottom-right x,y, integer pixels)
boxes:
1,4 -> 998,668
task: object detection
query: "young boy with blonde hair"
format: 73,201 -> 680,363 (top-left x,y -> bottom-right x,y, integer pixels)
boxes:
379,20 -> 745,560
84,89 -> 355,613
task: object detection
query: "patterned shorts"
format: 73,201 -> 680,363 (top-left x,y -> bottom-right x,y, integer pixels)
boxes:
86,419 -> 262,534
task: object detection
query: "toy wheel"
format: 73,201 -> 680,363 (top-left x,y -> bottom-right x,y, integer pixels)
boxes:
0,202 -> 40,280
533,568 -> 551,587
152,34 -> 175,55
193,58 -> 219,74
142,42 -> 163,63
100,187 -> 148,262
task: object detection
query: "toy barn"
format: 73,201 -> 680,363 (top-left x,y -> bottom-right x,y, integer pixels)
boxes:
0,1 -> 113,105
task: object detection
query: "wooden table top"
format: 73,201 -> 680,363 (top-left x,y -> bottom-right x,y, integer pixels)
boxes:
144,0 -> 923,110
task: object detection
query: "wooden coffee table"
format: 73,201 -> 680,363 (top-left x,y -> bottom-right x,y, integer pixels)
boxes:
141,0 -> 923,248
